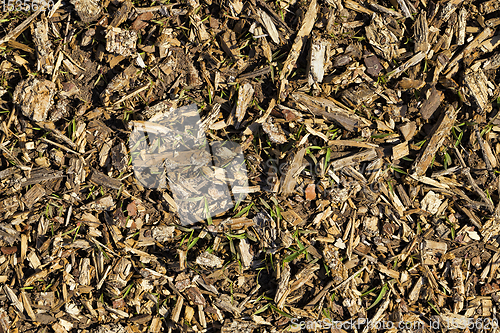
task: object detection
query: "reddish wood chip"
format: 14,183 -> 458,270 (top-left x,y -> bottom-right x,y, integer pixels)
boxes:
131,12 -> 153,31
1,247 -> 17,255
113,298 -> 126,309
127,202 -> 137,216
305,184 -> 316,201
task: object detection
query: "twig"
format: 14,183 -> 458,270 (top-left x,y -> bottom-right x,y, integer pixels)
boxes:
453,145 -> 494,212
0,9 -> 43,46
474,124 -> 493,173
41,137 -> 81,155
332,266 -> 366,292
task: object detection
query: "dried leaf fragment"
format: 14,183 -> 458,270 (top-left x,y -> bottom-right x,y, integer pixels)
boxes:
234,83 -> 254,129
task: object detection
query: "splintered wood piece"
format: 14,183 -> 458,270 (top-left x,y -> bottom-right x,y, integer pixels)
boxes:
289,262 -> 320,292
0,309 -> 10,333
474,124 -> 494,171
420,190 -> 442,215
483,138 -> 497,168
82,195 -> 115,211
344,0 -> 374,15
258,8 -> 280,44
392,141 -> 409,161
399,121 -> 416,141
480,34 -> 500,54
411,105 -> 458,177
420,86 -> 444,120
445,27 -> 493,74
328,140 -> 378,149
26,251 -> 41,269
376,263 -> 400,279
21,291 -> 36,321
396,0 -> 412,18
330,149 -> 378,171
365,14 -> 399,61
195,251 -> 224,268
439,0 -> 464,21
234,82 -> 254,129
485,17 -> 500,28
421,239 -> 448,265
453,145 -> 495,212
480,0 -> 500,14
483,53 -> 500,70
451,259 -> 465,313
369,2 -> 403,18
3,285 -> 23,313
388,51 -> 425,79
341,83 -> 379,108
408,276 -> 423,304
13,77 -> 56,122
307,35 -> 327,86
0,9 -> 42,46
32,15 -> 54,73
256,0 -> 293,37
110,0 -> 133,27
290,92 -> 371,131
457,7 -> 467,45
463,68 -> 492,112
70,0 -> 101,22
191,13 -> 211,42
38,121 -> 79,150
414,11 -> 429,53
238,238 -> 254,269
23,183 -> 46,209
279,0 -> 317,100
90,170 -> 122,190
274,264 -> 291,308
435,12 -> 457,52
281,147 -> 306,196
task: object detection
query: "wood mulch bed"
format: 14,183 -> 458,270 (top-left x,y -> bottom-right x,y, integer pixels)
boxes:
0,0 -> 500,332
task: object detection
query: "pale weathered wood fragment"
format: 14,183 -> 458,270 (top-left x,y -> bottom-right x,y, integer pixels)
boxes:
70,0 -> 101,22
258,8 -> 280,44
457,7 -> 467,45
106,27 -> 138,57
13,77 -> 56,122
234,82 -> 254,129
463,68 -> 492,112
421,239 -> 448,265
307,35 -> 327,86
